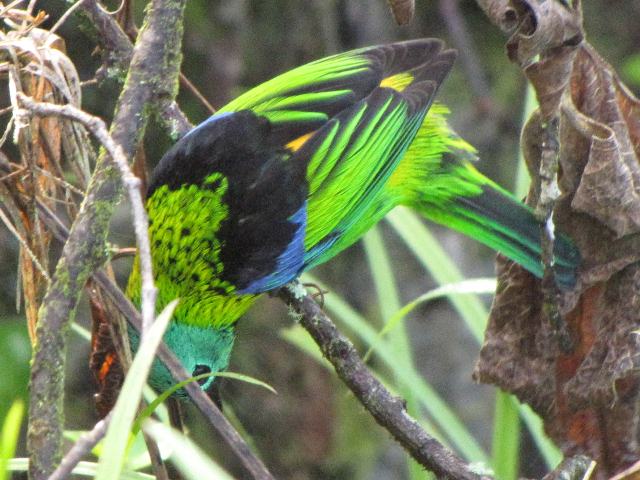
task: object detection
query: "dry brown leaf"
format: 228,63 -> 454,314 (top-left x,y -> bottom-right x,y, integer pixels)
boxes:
474,1 -> 640,476
0,13 -> 94,342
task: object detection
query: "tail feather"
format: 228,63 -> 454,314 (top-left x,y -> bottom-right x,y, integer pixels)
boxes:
393,111 -> 580,288
443,187 -> 579,288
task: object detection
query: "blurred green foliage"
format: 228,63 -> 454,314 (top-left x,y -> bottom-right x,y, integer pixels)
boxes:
0,320 -> 29,420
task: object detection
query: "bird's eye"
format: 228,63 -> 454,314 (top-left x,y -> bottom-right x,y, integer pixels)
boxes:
192,364 -> 212,386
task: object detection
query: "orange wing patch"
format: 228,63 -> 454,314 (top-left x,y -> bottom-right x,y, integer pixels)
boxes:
286,131 -> 316,152
380,72 -> 414,92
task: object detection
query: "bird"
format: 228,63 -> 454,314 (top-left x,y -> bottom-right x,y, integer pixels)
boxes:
125,38 -> 580,396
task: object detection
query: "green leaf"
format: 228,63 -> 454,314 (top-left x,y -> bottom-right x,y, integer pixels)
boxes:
95,300 -> 178,480
0,400 -> 24,480
363,278 -> 496,363
492,391 -> 520,480
6,459 -> 154,479
144,421 -> 235,480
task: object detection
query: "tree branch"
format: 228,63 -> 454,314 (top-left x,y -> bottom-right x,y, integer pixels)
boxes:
26,0 -> 188,478
16,94 -> 157,334
278,282 -> 489,480
77,0 -> 191,138
48,411 -> 113,480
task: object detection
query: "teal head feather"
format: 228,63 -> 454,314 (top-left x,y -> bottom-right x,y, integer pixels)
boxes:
127,321 -> 235,395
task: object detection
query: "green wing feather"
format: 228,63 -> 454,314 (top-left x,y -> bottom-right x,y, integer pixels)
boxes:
218,39 -> 578,285
219,40 -> 457,267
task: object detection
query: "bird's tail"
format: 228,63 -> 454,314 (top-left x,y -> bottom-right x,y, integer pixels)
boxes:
390,105 -> 580,288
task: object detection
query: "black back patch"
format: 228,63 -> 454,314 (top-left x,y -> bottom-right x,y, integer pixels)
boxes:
148,111 -> 308,291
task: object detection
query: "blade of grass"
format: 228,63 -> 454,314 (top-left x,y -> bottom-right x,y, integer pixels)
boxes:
513,83 -> 536,199
7,459 -> 155,479
144,421 -> 235,480
363,278 -> 496,363
386,208 -> 488,342
492,391 -> 520,480
0,400 -> 24,480
280,325 -> 330,367
518,403 -> 562,467
95,300 -> 177,480
363,226 -> 426,480
132,371 -> 275,435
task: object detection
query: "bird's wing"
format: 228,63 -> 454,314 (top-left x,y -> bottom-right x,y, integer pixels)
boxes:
283,42 -> 456,268
163,40 -> 456,294
218,39 -> 455,151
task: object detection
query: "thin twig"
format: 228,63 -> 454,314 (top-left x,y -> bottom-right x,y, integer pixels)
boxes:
142,431 -> 170,480
48,0 -> 88,37
542,455 -> 595,480
179,73 -> 216,114
16,93 -> 158,335
48,411 -> 113,480
0,205 -> 51,283
278,281 -> 488,480
536,116 -> 573,352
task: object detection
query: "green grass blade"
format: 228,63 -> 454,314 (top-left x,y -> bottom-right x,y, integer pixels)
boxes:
386,208 -> 488,342
518,403 -> 562,468
95,300 -> 177,480
280,325 -> 330,367
7,459 -> 155,479
363,226 -> 423,480
492,391 -> 520,480
362,227 -> 402,319
363,278 -> 496,363
132,371 -> 275,436
144,421 -> 235,480
0,400 -> 24,480
513,83 -> 536,199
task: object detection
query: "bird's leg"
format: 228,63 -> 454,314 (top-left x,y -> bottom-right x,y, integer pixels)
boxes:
302,282 -> 329,309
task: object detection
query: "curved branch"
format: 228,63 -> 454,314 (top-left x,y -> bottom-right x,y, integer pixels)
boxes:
278,282 -> 489,480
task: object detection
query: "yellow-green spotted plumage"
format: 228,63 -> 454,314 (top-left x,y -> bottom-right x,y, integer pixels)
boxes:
126,39 -> 579,395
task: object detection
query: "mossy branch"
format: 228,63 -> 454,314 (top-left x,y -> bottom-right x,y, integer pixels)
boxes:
26,0 -> 188,478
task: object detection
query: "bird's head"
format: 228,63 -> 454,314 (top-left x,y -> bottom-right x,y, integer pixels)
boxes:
130,321 -> 235,397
